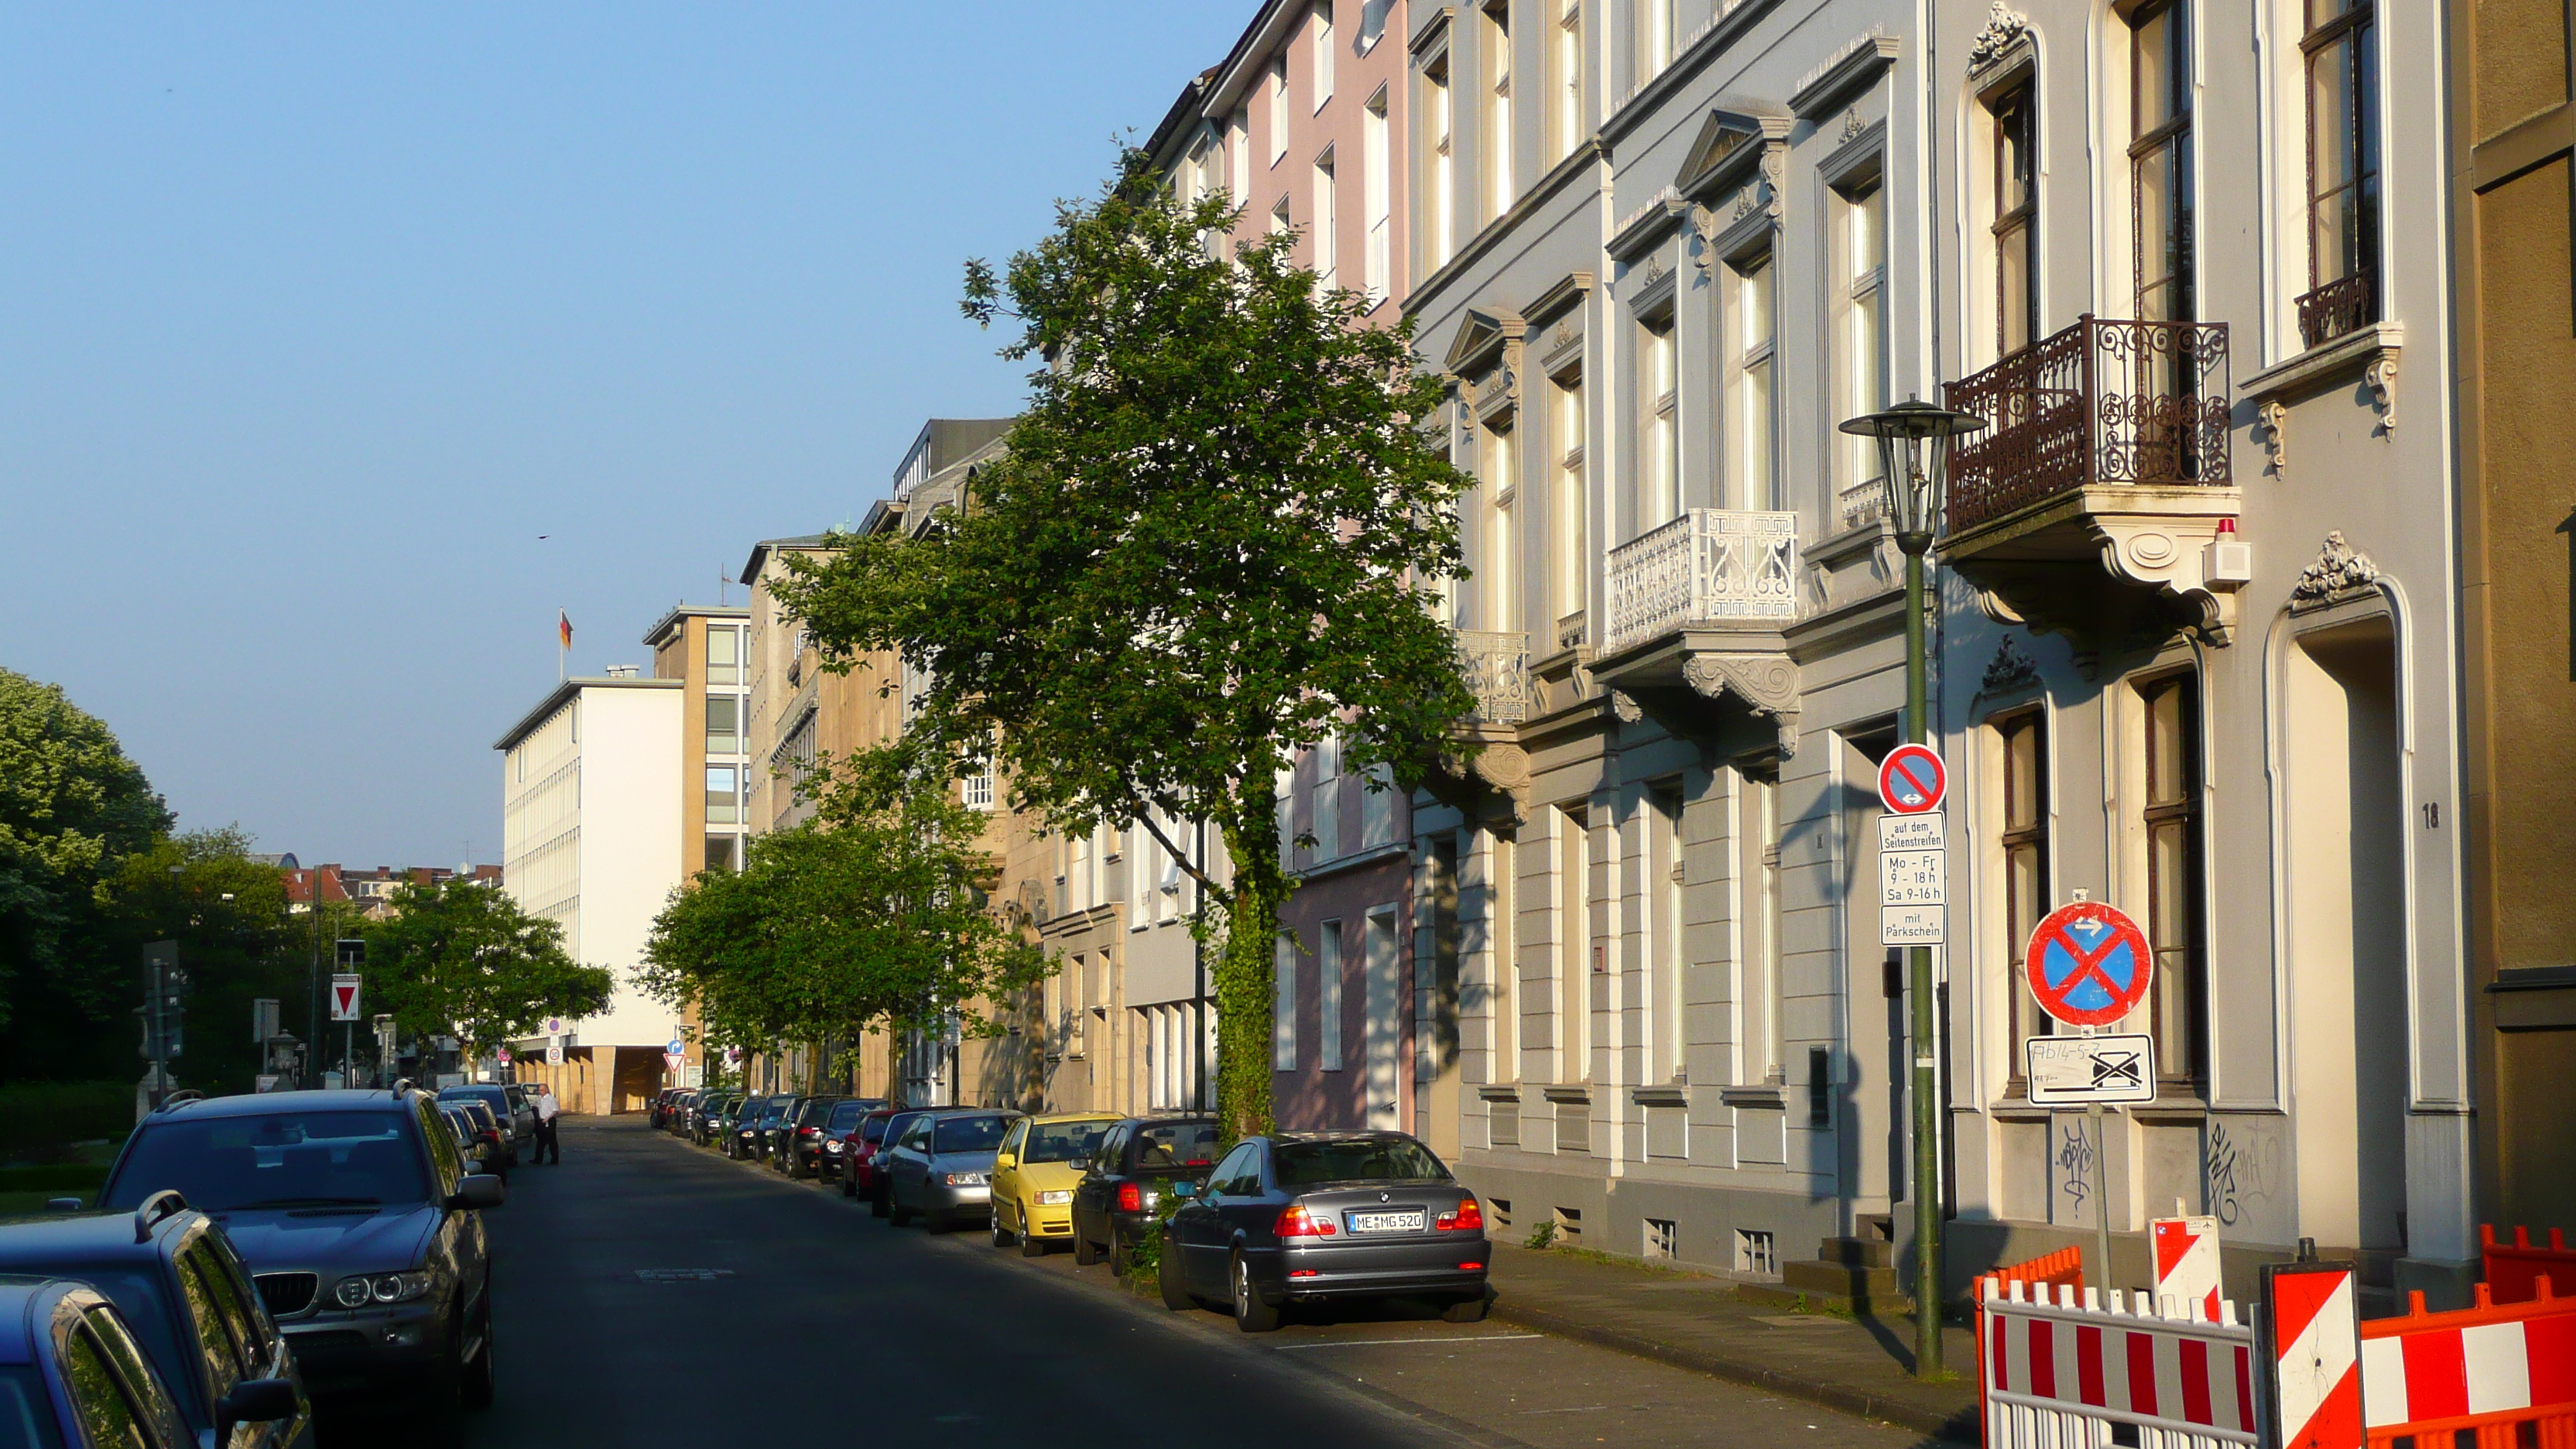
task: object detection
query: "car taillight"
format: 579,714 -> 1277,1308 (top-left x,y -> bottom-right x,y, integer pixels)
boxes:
1116,1184 -> 1142,1214
1437,1198 -> 1485,1232
799,1127 -> 817,1137
1275,1205 -> 1337,1238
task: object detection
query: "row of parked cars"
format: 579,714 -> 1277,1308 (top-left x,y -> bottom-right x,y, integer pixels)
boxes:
649,1086 -> 1492,1333
0,1082 -> 522,1449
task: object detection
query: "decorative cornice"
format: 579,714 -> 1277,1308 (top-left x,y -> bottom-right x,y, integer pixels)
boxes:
1968,2 -> 2032,72
1610,690 -> 1644,724
1790,33 -> 1900,119
1981,635 -> 2042,696
2291,532 -> 2382,608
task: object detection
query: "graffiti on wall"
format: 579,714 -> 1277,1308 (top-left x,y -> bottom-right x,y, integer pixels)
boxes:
2204,1119 -> 2281,1228
2057,1117 -> 2097,1214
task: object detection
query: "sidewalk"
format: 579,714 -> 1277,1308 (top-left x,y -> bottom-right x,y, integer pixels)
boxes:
1483,1242 -> 1978,1443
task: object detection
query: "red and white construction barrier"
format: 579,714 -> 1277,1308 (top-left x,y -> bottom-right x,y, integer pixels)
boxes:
2264,1263 -> 2362,1449
2359,1282 -> 2576,1448
1981,1279 -> 2259,1447
2154,1215 -> 2223,1324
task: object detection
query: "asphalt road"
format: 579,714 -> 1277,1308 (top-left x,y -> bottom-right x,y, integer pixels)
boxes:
450,1115 -> 1937,1449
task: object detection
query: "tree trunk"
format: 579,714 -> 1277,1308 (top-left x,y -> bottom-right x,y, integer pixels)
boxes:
1214,775 -> 1284,1142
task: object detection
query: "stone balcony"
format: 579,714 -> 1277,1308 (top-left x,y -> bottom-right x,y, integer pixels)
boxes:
1595,509 -> 1804,754
1940,316 -> 2246,644
1454,629 -> 1531,726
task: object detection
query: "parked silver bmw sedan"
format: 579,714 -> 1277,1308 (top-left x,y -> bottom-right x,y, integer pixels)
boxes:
882,1108 -> 1021,1234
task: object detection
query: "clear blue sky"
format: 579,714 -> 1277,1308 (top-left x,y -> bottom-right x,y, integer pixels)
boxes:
0,3 -> 1250,869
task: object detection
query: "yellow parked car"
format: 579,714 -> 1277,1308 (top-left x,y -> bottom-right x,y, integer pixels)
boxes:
990,1112 -> 1121,1258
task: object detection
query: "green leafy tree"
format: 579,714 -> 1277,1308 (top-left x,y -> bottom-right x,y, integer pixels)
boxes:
640,740 -> 1045,1086
361,882 -> 612,1057
777,154 -> 1475,1136
98,828 -> 304,1091
0,668 -> 171,1038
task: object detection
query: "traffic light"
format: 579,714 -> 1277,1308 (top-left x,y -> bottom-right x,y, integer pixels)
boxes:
139,941 -> 186,1060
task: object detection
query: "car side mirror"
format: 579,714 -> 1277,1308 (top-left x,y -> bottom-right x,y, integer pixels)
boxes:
451,1174 -> 506,1211
1170,1180 -> 1200,1199
43,1197 -> 82,1213
214,1379 -> 300,1437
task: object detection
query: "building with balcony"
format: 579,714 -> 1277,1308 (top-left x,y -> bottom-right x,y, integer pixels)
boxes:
1928,0 -> 2468,1303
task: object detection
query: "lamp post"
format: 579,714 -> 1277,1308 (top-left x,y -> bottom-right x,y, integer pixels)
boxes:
1838,396 -> 1985,1380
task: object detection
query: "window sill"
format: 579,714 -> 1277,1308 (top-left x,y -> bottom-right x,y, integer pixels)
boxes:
1476,1083 -> 1523,1103
2242,320 -> 2401,402
1540,1084 -> 1591,1106
1632,1084 -> 1688,1108
1717,1084 -> 1786,1109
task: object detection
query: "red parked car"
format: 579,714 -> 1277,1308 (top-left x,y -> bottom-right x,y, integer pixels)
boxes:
835,1105 -> 906,1201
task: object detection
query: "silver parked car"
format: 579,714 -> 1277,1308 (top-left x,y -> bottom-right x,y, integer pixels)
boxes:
882,1109 -> 1020,1234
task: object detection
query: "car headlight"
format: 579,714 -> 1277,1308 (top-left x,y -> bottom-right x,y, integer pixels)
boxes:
334,1272 -> 431,1307
943,1172 -> 988,1187
1036,1190 -> 1073,1206
825,1142 -> 844,1153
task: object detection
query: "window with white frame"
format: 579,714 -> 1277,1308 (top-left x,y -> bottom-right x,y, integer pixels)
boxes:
1313,146 -> 1339,290
704,623 -> 742,684
1729,251 -> 1777,510
1364,88 -> 1392,304
1738,763 -> 1783,1084
1831,170 -> 1889,527
2139,672 -> 2205,1084
1482,0 -> 1513,222
1556,804 -> 1591,1083
1553,368 -> 1586,625
1423,50 -> 1455,269
1489,829 -> 1519,1081
1636,309 -> 1677,528
1272,194 -> 1292,236
1275,764 -> 1298,861
1270,54 -> 1290,166
1649,783 -> 1684,1084
1317,920 -> 1345,1068
1274,930 -> 1300,1069
2129,0 -> 2194,323
1637,0 -> 1674,82
1548,0 -> 1584,164
1314,1 -> 1335,109
1360,762 -> 1401,849
1991,83 -> 2038,356
2300,0 -> 2379,347
1231,106 -> 1252,199
1311,735 -> 1342,862
1485,413 -> 1518,632
1995,710 -> 2049,1081
705,765 -> 739,825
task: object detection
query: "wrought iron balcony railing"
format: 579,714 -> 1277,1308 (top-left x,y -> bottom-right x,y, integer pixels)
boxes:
1603,509 -> 1800,655
2296,269 -> 2376,351
1941,317 -> 2232,536
1454,629 -> 1531,725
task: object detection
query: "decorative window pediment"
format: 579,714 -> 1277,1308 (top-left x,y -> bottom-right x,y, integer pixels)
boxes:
1444,307 -> 1525,375
1677,102 -> 1792,200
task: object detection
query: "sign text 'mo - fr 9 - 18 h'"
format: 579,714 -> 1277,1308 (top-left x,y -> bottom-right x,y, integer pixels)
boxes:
2023,899 -> 2153,1029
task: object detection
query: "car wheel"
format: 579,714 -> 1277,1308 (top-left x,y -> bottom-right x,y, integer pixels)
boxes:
888,1193 -> 913,1227
1231,1253 -> 1280,1333
459,1297 -> 495,1410
1440,1294 -> 1490,1324
1019,1220 -> 1048,1259
840,1169 -> 856,1199
1073,1223 -> 1101,1266
1108,1228 -> 1129,1277
991,1217 -> 1012,1249
1156,1242 -> 1193,1310
924,1205 -> 951,1235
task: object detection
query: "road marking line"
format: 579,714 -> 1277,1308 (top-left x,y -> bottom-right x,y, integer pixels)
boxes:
1272,1334 -> 1543,1351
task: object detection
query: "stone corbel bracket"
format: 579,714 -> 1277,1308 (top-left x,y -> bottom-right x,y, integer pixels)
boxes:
2088,515 -> 2241,646
1681,654 -> 1801,757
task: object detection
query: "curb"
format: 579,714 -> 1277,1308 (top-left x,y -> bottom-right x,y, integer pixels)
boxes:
1484,1297 -> 1977,1444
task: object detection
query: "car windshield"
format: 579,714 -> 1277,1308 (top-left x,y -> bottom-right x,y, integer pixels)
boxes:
1024,1121 -> 1110,1164
0,1365 -> 65,1449
1273,1139 -> 1451,1187
438,1088 -> 506,1114
932,1116 -> 1012,1154
1131,1121 -> 1222,1171
860,1117 -> 891,1145
103,1111 -> 429,1211
826,1103 -> 867,1131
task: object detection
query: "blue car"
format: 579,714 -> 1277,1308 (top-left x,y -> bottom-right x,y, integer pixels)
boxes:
0,1275 -> 298,1449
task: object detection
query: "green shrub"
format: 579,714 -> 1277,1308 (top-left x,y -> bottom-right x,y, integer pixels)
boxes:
0,1084 -> 133,1162
1523,1220 -> 1558,1251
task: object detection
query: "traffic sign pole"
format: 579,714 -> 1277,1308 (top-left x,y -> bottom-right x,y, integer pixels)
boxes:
1899,548 -> 1942,1381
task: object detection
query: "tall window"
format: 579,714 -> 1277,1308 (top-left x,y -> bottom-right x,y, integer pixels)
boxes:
1549,0 -> 1584,163
1312,735 -> 1342,862
1732,253 -> 1777,509
1485,416 -> 1518,631
1649,785 -> 1685,1083
1313,146 -> 1339,290
1992,85 -> 2039,355
1638,313 -> 1677,526
1314,1 -> 1336,108
1557,806 -> 1591,1083
2300,0 -> 2379,346
704,766 -> 739,824
1834,173 -> 1889,524
1274,931 -> 1299,1070
1484,0 -> 1514,221
1998,711 -> 2050,1077
1269,56 -> 1290,166
1318,921 -> 1345,1069
1364,88 -> 1392,304
1231,106 -> 1251,198
1425,53 -> 1456,267
704,624 -> 741,684
1553,369 -> 1587,624
1491,830 -> 1519,1081
1272,195 -> 1292,235
2130,1 -> 2194,322
704,694 -> 740,755
2140,674 -> 2205,1084
1361,762 -> 1402,848
1638,0 -> 1675,80
1739,766 -> 1783,1084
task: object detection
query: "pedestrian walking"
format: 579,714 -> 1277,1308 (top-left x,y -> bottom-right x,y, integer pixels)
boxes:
532,1083 -> 562,1164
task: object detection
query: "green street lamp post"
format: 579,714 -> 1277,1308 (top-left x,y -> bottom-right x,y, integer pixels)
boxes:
1838,396 -> 1986,1379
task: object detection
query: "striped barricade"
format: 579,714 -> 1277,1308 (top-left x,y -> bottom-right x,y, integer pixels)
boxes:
1981,1279 -> 2260,1449
2483,1225 -> 2576,1306
2360,1281 -> 2576,1449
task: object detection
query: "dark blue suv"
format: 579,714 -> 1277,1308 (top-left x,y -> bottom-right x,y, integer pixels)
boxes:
0,1275 -> 303,1449
97,1090 -> 501,1438
0,1197 -> 312,1449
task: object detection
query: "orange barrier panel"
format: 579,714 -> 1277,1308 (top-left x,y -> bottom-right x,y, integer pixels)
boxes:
2485,1225 -> 2576,1306
2360,1279 -> 2576,1449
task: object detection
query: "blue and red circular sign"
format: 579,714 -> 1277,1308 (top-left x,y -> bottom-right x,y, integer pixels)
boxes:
1878,745 -> 1947,814
2023,900 -> 2154,1028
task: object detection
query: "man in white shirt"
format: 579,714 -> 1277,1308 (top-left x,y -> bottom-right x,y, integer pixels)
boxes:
531,1083 -> 562,1164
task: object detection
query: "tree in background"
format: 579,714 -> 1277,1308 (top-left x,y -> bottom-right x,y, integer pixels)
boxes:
96,829 -> 303,1092
777,153 -> 1475,1137
640,739 -> 1045,1088
0,668 -> 172,1059
362,881 -> 613,1058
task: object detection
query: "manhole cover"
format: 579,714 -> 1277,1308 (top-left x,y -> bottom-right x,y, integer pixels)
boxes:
633,1269 -> 735,1282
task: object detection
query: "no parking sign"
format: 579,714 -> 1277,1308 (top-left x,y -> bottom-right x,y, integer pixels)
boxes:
2023,899 -> 2153,1028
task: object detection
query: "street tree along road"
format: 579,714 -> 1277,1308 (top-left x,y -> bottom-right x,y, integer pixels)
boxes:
445,1115 -> 1924,1449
